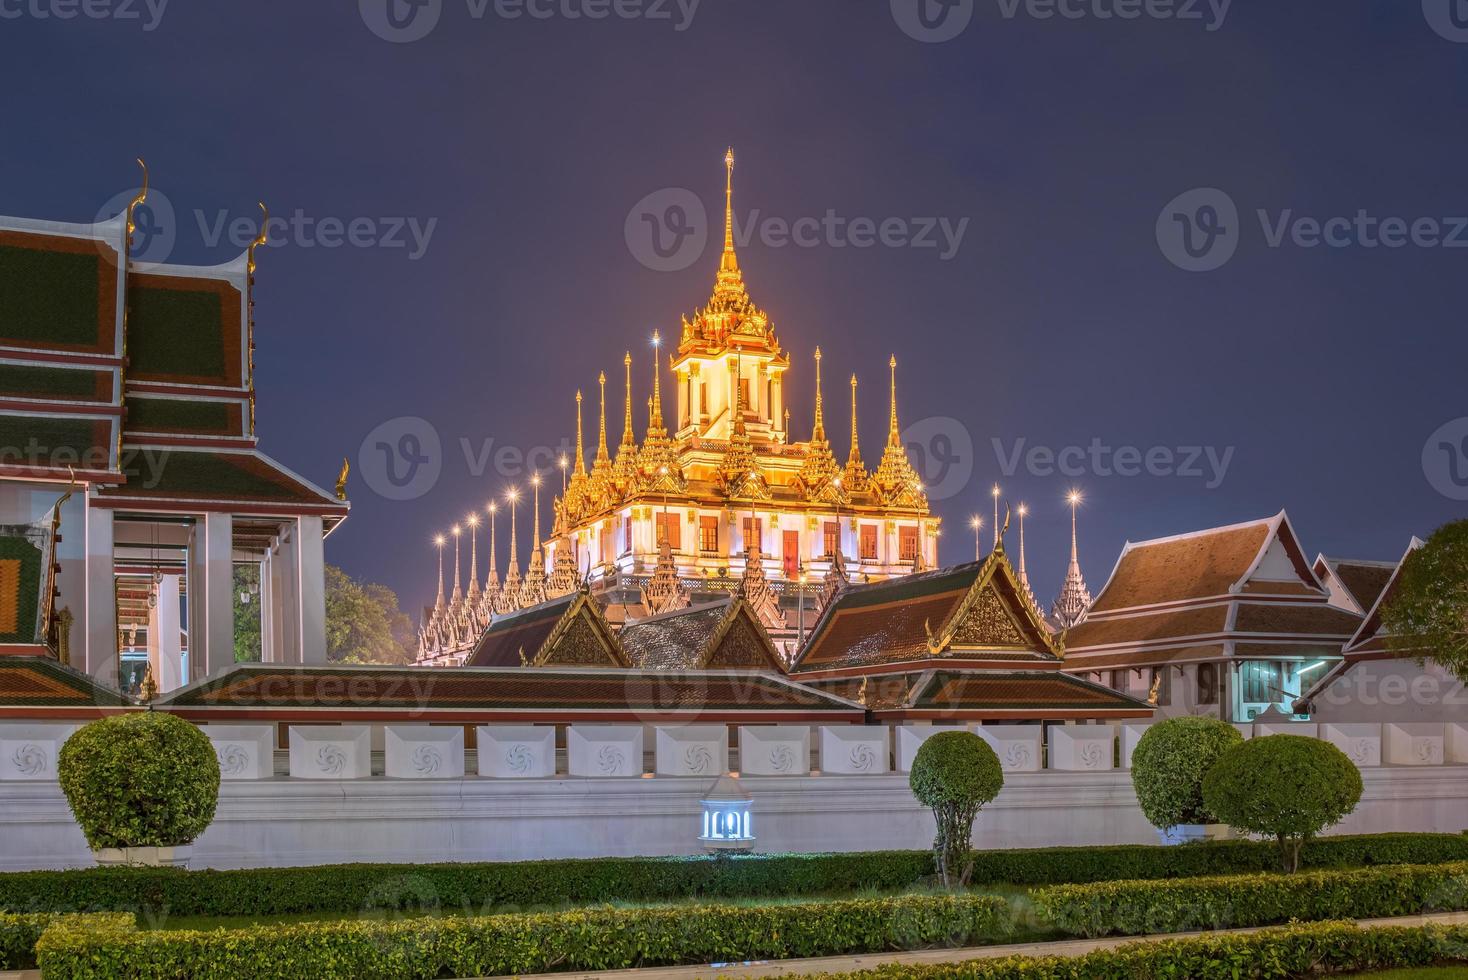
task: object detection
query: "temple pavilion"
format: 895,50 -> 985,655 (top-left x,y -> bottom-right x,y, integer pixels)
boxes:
419,150 -> 939,664
0,165 -> 348,697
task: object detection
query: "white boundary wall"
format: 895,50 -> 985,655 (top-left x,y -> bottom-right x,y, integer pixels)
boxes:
1,720 -> 1465,870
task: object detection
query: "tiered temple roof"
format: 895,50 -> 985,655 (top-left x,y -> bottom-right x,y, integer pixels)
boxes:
1061,511 -> 1362,673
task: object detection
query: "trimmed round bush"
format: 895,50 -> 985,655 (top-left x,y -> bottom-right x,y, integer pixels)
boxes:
1202,734 -> 1363,872
58,713 -> 220,850
1131,716 -> 1244,830
909,731 -> 1004,887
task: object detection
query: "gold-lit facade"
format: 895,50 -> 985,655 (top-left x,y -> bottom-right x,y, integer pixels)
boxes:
419,150 -> 938,663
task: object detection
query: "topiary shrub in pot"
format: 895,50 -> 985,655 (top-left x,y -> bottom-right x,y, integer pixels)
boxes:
908,730 -> 1004,888
1131,715 -> 1244,846
57,712 -> 220,867
1202,734 -> 1363,872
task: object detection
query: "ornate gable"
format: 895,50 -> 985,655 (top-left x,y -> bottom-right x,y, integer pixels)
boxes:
929,548 -> 1060,660
705,601 -> 785,671
531,592 -> 629,667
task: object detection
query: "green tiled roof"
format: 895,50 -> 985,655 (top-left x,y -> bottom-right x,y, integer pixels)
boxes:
100,449 -> 337,506
127,282 -> 230,383
0,415 -> 111,467
0,364 -> 109,402
0,243 -> 105,349
126,398 -> 234,435
0,657 -> 130,707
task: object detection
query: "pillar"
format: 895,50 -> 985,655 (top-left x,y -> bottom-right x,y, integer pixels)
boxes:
82,504 -> 116,684
297,516 -> 327,665
269,528 -> 300,664
188,512 -> 234,680
147,573 -> 183,691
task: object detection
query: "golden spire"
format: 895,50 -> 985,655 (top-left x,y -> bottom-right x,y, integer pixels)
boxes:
721,147 -> 738,276
573,390 -> 587,477
612,351 -> 640,498
596,371 -> 610,464
813,346 -> 827,442
621,353 -> 635,447
887,354 -> 901,447
649,330 -> 666,435
874,355 -> 925,509
499,487 -> 523,612
798,346 -> 840,499
843,374 -> 869,490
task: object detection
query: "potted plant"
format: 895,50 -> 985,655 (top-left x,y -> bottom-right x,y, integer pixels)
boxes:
908,731 -> 1004,888
1131,715 -> 1243,845
1202,734 -> 1363,872
58,711 -> 221,867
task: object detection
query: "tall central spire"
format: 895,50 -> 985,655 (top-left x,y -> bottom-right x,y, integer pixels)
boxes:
887,355 -> 901,447
721,147 -> 738,276
813,346 -> 827,442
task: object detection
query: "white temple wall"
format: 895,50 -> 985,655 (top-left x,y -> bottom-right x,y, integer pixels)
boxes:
2,719 -> 1466,871
1,765 -> 1462,871
1308,660 -> 1466,724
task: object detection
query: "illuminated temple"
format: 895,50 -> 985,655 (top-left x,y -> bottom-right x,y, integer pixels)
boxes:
418,151 -> 939,664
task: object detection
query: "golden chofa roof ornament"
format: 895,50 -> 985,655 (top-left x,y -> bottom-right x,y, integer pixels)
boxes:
126,158 -> 149,243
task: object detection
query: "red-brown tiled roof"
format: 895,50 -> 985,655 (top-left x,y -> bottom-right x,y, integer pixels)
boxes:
467,595 -> 574,667
1065,604 -> 1228,649
1089,522 -> 1270,613
0,657 -> 130,707
1233,602 -> 1360,637
900,670 -> 1152,717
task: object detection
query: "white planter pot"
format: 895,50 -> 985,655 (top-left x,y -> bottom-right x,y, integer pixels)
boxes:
93,845 -> 192,868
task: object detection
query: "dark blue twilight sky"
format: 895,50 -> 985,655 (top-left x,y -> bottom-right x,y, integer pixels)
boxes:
2,1 -> 1465,612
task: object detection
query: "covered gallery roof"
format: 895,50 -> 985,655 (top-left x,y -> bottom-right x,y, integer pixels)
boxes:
1063,511 -> 1361,671
158,662 -> 864,723
0,657 -> 132,716
619,596 -> 786,671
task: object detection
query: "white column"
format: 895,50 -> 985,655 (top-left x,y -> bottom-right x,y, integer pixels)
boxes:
82,503 -> 116,684
269,529 -> 300,664
147,573 -> 184,691
189,513 -> 234,680
296,516 -> 327,665
258,553 -> 276,663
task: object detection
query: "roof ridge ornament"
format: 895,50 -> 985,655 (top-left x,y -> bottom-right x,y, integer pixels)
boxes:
126,157 -> 149,243
247,202 -> 269,275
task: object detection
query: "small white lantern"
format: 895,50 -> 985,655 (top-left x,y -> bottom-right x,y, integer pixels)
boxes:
698,774 -> 754,852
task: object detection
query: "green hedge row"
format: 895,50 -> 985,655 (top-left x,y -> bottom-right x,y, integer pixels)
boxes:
3,833 -> 1464,917
1034,860 -> 1468,938
1,913 -> 131,970
781,921 -> 1468,980
34,894 -> 1010,980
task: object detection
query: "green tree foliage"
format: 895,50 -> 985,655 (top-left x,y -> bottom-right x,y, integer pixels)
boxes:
1382,519 -> 1468,682
232,565 -> 261,663
324,565 -> 415,664
908,731 -> 1004,888
1131,715 -> 1243,830
57,714 -> 220,850
1202,735 -> 1363,872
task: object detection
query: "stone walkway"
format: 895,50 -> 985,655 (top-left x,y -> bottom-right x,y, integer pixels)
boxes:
484,911 -> 1468,980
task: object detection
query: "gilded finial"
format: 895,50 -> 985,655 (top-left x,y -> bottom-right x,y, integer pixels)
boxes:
247,202 -> 269,275
126,158 -> 149,242
887,355 -> 901,445
1148,673 -> 1162,705
335,457 -> 350,500
720,147 -> 739,276
812,347 -> 826,441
